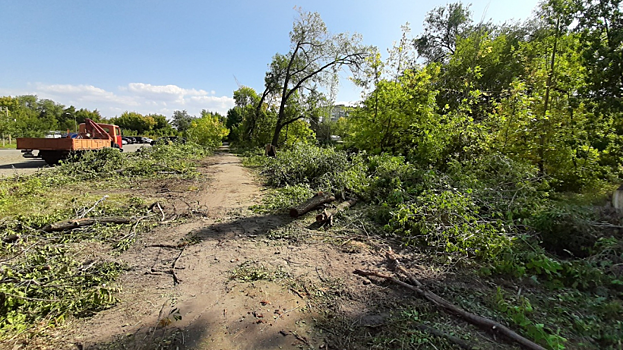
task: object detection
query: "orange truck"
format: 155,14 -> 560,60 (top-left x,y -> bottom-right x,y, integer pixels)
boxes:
17,119 -> 123,165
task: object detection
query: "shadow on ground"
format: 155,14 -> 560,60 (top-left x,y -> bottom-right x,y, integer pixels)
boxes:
0,159 -> 46,170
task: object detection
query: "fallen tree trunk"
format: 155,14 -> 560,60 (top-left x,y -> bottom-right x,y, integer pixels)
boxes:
316,198 -> 358,225
353,269 -> 547,350
289,192 -> 335,218
43,216 -> 136,232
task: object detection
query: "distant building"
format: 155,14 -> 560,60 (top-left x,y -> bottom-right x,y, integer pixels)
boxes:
331,104 -> 350,121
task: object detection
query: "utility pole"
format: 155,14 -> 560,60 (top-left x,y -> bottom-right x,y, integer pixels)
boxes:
1,107 -> 8,147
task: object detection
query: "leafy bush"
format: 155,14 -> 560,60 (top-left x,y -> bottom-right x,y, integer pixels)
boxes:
448,153 -> 547,221
185,112 -> 229,148
495,287 -> 567,350
56,148 -> 129,179
364,154 -> 443,205
249,143 -> 623,298
262,143 -> 351,188
387,189 -> 513,260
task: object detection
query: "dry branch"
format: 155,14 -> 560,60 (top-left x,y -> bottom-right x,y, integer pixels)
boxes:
316,198 -> 358,226
43,216 -> 136,232
147,243 -> 186,286
353,268 -> 547,350
155,202 -> 165,221
116,216 -> 146,243
149,268 -> 181,285
289,192 -> 335,218
78,195 -> 108,219
386,251 -> 423,288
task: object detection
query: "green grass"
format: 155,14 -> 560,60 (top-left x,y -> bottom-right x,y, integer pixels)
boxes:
0,142 -> 211,340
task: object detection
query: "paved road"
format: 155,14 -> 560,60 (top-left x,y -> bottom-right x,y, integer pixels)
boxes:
0,144 -> 148,177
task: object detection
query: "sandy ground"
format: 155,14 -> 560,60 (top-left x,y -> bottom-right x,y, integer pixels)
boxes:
0,144 -> 147,177
57,148 -> 386,350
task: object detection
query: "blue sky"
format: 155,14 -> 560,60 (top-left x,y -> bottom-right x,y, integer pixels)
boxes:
1,0 -> 540,118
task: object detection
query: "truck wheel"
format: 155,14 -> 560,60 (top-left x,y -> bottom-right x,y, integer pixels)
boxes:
40,151 -> 66,166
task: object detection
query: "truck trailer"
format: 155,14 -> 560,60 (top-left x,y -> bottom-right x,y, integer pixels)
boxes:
17,119 -> 123,165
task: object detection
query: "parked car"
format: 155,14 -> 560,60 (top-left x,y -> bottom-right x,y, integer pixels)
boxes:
45,131 -> 63,138
122,139 -> 128,145
122,137 -> 134,144
151,136 -> 186,146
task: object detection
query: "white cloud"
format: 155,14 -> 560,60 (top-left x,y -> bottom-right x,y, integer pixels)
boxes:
127,83 -> 209,98
4,83 -> 235,118
36,83 -> 139,107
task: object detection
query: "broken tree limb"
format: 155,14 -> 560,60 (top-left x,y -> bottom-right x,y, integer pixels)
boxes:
386,250 -> 423,288
316,198 -> 358,225
43,216 -> 136,232
353,269 -> 546,350
289,192 -> 335,218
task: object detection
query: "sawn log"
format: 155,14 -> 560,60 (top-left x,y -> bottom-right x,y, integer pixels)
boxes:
289,192 -> 335,218
316,198 -> 358,225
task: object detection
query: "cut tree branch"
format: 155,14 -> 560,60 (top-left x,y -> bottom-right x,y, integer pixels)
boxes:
43,216 -> 138,232
289,192 -> 335,218
353,268 -> 546,350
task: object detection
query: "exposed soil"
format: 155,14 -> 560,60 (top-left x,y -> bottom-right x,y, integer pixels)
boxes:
56,148 -> 389,350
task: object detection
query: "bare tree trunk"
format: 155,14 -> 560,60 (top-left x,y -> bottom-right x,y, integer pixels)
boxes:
271,122 -> 283,148
539,16 -> 560,175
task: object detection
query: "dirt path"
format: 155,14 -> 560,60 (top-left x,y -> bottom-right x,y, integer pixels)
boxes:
67,148 -> 384,350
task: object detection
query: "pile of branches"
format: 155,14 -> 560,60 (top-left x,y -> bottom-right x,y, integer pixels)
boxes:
0,197 -> 183,335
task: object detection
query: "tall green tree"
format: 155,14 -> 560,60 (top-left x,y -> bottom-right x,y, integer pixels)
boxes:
414,2 -> 473,63
110,112 -> 156,134
574,0 -> 623,109
262,10 -> 369,147
148,114 -> 177,136
347,65 -> 444,164
186,110 -> 229,148
172,110 -> 196,133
